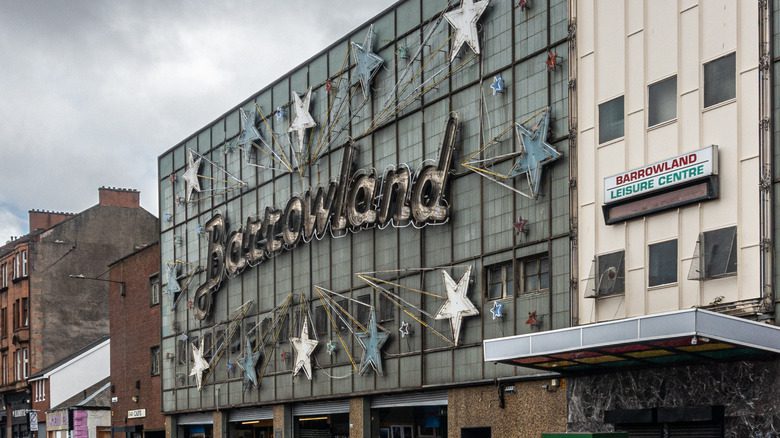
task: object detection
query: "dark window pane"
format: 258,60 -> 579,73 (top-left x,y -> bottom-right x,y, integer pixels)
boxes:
704,53 -> 736,107
379,292 -> 395,322
356,294 -> 371,326
597,251 -> 625,296
486,265 -> 504,299
703,226 -> 737,278
314,305 -> 328,336
336,299 -> 349,332
649,240 -> 678,286
599,96 -> 624,143
648,76 -> 677,126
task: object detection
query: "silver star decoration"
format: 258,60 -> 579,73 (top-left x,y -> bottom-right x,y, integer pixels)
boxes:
290,316 -> 318,380
189,338 -> 210,391
399,321 -> 411,338
182,150 -> 202,203
490,301 -> 504,320
356,309 -> 389,376
351,24 -> 384,99
444,0 -> 490,63
326,340 -> 337,355
434,265 -> 478,345
236,338 -> 261,389
238,107 -> 262,147
288,88 -> 316,154
508,108 -> 561,198
164,263 -> 181,295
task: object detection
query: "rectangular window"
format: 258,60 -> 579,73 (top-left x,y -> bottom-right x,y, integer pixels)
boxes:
12,254 -> 20,280
336,299 -> 349,333
378,291 -> 395,323
14,350 -> 20,381
648,76 -> 677,126
704,52 -> 736,108
596,251 -> 625,296
150,346 -> 161,376
599,96 -> 624,143
702,226 -> 737,279
486,262 -> 514,300
23,348 -> 29,379
21,251 -> 27,277
150,274 -> 160,306
1,353 -> 6,385
176,339 -> 187,366
1,308 -> 6,338
21,298 -> 28,328
649,240 -> 678,286
314,305 -> 328,337
356,294 -> 371,326
521,255 -> 550,293
0,264 -> 7,288
12,301 -> 18,330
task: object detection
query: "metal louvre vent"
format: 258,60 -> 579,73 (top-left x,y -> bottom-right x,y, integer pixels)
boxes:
292,399 -> 350,416
370,390 -> 448,409
228,406 -> 273,422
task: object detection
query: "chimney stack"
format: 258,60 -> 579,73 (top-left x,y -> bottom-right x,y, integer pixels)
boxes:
28,210 -> 75,233
98,187 -> 140,208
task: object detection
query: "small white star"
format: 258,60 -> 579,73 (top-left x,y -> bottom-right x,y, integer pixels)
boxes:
182,150 -> 202,203
290,316 -> 318,380
444,0 -> 490,63
490,301 -> 504,320
399,321 -> 411,338
434,266 -> 479,345
288,88 -> 317,154
189,338 -> 210,391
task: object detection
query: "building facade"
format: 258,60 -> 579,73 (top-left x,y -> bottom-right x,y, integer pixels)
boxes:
158,0 -> 573,436
0,187 -> 158,438
485,1 -> 780,436
108,243 -> 164,438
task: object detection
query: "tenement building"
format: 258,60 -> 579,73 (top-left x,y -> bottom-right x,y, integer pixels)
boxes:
485,0 -> 780,436
158,0 -> 573,436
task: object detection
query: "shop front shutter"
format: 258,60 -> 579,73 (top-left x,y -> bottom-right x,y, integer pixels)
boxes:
228,407 -> 274,422
370,390 -> 448,409
292,399 -> 351,416
177,413 -> 214,425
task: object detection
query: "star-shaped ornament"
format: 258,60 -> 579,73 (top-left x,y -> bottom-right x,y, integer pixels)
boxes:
508,109 -> 562,198
513,216 -> 529,235
434,266 -> 479,345
189,338 -> 210,391
326,340 -> 337,355
236,338 -> 261,389
490,301 -> 504,320
399,321 -> 411,338
288,88 -> 317,154
290,317 -> 318,380
164,263 -> 181,295
545,50 -> 561,71
444,0 -> 490,63
356,309 -> 389,376
351,24 -> 384,100
238,107 -> 262,147
182,150 -> 202,203
490,74 -> 505,95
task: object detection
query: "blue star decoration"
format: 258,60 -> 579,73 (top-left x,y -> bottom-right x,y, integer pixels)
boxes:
508,108 -> 562,198
351,24 -> 384,100
164,263 -> 181,295
238,107 -> 262,147
236,338 -> 261,389
490,74 -> 505,95
356,309 -> 389,376
490,301 -> 504,320
326,340 -> 337,355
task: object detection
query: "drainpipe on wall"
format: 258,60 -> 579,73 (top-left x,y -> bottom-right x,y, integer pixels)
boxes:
568,0 -> 580,326
758,0 -> 775,321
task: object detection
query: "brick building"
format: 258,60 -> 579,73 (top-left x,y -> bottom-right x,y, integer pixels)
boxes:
108,243 -> 164,438
0,187 -> 158,438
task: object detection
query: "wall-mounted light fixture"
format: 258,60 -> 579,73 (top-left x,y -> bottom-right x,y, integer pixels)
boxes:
68,274 -> 126,297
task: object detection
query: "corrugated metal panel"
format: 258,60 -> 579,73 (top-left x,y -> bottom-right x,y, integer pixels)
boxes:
177,412 -> 214,425
228,407 -> 274,422
292,399 -> 351,416
370,390 -> 448,409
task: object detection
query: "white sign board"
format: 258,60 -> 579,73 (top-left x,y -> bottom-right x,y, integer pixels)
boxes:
603,146 -> 717,204
127,409 -> 146,419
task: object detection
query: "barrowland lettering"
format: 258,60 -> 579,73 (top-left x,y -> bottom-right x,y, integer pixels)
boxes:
193,113 -> 461,320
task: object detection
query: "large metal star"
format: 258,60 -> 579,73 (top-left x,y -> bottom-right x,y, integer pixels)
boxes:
351,24 -> 384,100
238,107 -> 262,147
356,309 -> 389,376
236,338 -> 261,389
189,338 -> 210,391
434,266 -> 478,345
182,150 -> 202,203
288,88 -> 316,154
290,316 -> 318,380
508,109 -> 561,198
444,0 -> 490,63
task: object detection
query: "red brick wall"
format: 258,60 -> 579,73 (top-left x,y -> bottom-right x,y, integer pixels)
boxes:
108,243 -> 163,432
28,211 -> 74,233
98,187 -> 140,208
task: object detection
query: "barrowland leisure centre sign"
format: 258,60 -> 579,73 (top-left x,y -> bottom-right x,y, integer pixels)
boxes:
193,114 -> 460,320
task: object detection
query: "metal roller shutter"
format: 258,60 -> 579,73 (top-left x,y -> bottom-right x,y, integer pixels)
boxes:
177,413 -> 214,425
370,390 -> 448,409
292,399 -> 351,416
228,407 -> 274,422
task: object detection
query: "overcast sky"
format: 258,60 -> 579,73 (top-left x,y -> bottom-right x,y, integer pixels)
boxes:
0,0 -> 391,242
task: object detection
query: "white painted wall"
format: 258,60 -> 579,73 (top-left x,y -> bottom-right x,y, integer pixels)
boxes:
48,340 -> 110,408
576,0 -> 760,323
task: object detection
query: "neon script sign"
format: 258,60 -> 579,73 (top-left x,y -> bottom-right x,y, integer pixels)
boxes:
193,113 -> 460,320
